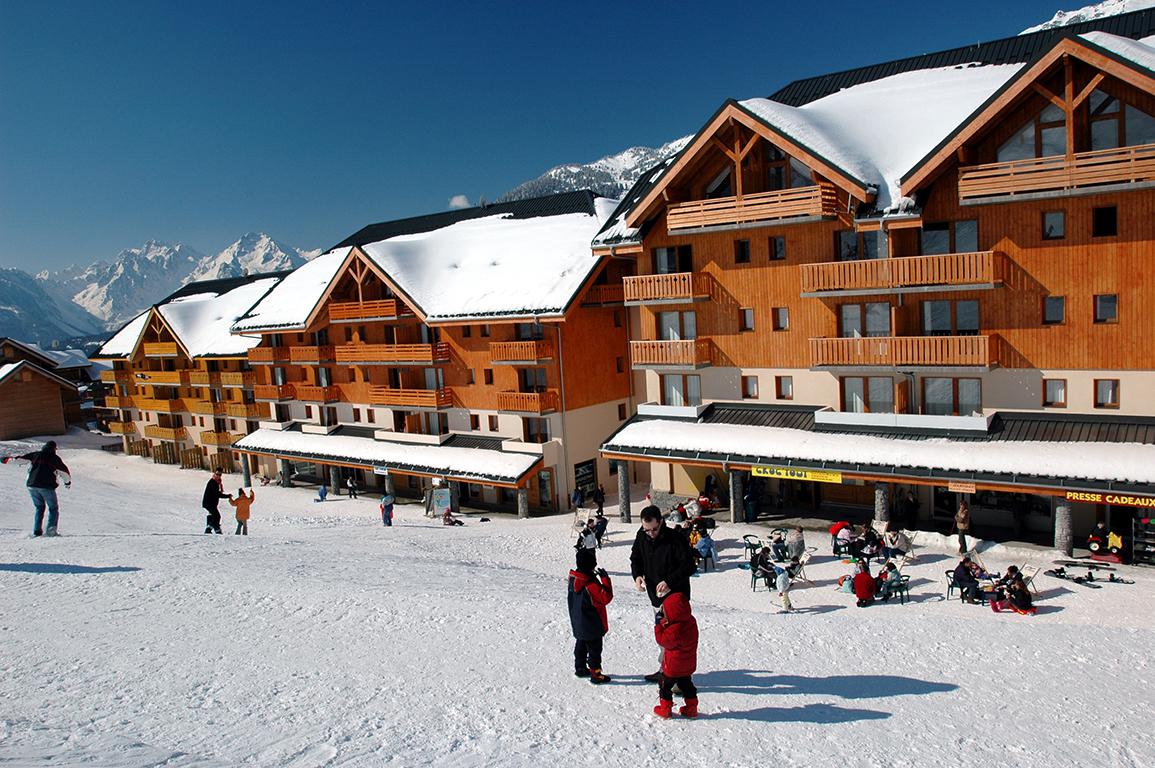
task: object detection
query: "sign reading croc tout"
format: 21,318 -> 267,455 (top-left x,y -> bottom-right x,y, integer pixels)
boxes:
752,465 -> 843,484
1064,490 -> 1155,509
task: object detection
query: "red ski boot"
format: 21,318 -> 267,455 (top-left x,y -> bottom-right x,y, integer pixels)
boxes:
679,698 -> 699,718
653,698 -> 673,719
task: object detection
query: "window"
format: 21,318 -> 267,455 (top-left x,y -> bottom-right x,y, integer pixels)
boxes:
769,236 -> 786,261
836,230 -> 882,261
741,376 -> 758,399
840,302 -> 890,338
462,326 -> 472,338
920,220 -> 978,254
466,369 -> 475,385
1093,206 -> 1117,237
367,409 -> 375,424
488,415 -> 499,431
304,405 -> 313,418
734,240 -> 750,264
1095,379 -> 1120,408
617,403 -> 627,421
1043,211 -> 1065,240
1094,294 -> 1118,324
483,369 -> 494,385
1043,296 -> 1065,325
480,324 -> 490,338
1089,90 -> 1155,150
470,414 -> 480,430
772,307 -> 789,331
776,376 -> 793,400
766,145 -> 815,190
615,356 -> 624,373
524,417 -> 550,444
613,310 -> 624,328
922,300 -> 979,336
739,308 -> 755,332
842,377 -> 895,413
657,310 -> 696,340
998,103 -> 1066,161
515,322 -> 544,340
705,167 -> 732,198
660,374 -> 701,407
1043,379 -> 1067,407
653,245 -> 692,274
352,408 -> 361,423
923,377 -> 982,416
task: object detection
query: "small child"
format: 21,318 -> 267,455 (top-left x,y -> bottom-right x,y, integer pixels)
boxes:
775,557 -> 800,612
380,493 -> 395,527
653,592 -> 699,718
228,488 -> 254,535
567,548 -> 613,684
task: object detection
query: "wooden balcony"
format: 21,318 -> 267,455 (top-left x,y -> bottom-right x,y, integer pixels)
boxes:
144,425 -> 186,441
328,299 -> 412,322
143,342 -> 179,357
188,400 -> 229,416
809,335 -> 999,368
368,386 -> 453,409
289,345 -> 336,363
630,339 -> 712,369
219,372 -> 256,388
489,340 -> 555,364
136,370 -> 187,385
497,390 -> 560,414
582,284 -> 625,305
100,370 -> 130,384
958,143 -> 1155,203
135,398 -> 186,413
107,421 -> 135,434
253,384 -> 296,401
200,430 -> 243,446
334,343 -> 450,365
623,273 -> 711,305
248,346 -> 290,364
800,252 -> 1008,296
666,184 -> 838,232
295,384 -> 341,402
186,371 -> 218,386
226,402 -> 266,419
103,395 -> 135,409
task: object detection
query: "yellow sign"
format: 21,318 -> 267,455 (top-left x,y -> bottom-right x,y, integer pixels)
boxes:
947,481 -> 976,494
752,466 -> 843,484
1065,490 -> 1155,509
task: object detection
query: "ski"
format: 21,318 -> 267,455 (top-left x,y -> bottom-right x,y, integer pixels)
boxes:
1044,568 -> 1102,588
1053,560 -> 1115,571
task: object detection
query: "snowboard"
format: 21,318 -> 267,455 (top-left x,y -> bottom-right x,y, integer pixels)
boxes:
1045,568 -> 1102,588
1103,573 -> 1136,585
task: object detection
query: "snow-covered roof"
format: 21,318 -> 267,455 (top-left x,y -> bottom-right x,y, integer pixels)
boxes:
593,157 -> 681,249
27,344 -> 91,370
95,309 -> 150,359
0,360 -> 77,390
235,428 -> 542,485
603,418 -> 1155,488
231,248 -> 350,332
158,277 -> 281,358
1081,30 -> 1155,72
360,204 -> 616,322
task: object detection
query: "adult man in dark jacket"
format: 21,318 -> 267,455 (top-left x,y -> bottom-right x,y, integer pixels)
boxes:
630,504 -> 696,681
2,440 -> 71,536
202,469 -> 230,534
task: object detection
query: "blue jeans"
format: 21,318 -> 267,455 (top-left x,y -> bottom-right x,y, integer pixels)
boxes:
29,487 -> 59,533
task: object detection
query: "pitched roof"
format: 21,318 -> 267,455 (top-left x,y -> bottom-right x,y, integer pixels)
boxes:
0,360 -> 77,391
0,337 -> 61,368
231,248 -> 352,333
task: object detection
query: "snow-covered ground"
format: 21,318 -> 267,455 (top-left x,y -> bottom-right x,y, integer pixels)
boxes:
1,436 -> 1153,767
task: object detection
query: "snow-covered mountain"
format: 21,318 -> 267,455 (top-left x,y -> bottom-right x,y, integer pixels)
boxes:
0,268 -> 105,345
1021,0 -> 1155,33
500,136 -> 692,202
184,232 -> 315,283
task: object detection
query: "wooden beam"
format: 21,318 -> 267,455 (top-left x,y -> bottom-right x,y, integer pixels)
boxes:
1031,81 -> 1065,111
1072,72 -> 1105,108
710,136 -> 738,162
1064,55 -> 1075,159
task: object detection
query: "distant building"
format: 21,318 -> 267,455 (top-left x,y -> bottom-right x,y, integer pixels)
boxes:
0,340 -> 78,440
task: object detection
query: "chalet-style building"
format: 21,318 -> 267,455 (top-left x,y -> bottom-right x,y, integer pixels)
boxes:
231,191 -> 632,516
595,11 -> 1155,556
93,274 -> 286,473
0,337 -> 87,436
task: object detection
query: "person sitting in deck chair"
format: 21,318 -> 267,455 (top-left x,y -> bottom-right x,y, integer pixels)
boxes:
881,525 -> 911,561
785,527 -> 806,560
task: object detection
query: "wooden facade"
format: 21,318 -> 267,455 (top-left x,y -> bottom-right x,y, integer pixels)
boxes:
0,365 -> 69,440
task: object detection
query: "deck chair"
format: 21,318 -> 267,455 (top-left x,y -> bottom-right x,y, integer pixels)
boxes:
792,551 -> 814,584
1018,565 -> 1040,595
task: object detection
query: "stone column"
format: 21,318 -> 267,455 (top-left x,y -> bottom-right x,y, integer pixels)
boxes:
874,482 -> 890,525
1054,497 -> 1073,556
517,487 -> 529,519
450,482 -> 460,514
241,455 -> 252,488
329,465 -> 341,496
383,472 -> 395,496
279,458 -> 292,487
616,461 -> 631,523
728,469 -> 744,525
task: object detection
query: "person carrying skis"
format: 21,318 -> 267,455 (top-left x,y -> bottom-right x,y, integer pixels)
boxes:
653,591 -> 699,719
2,440 -> 71,536
228,487 -> 254,535
202,469 -> 229,534
567,547 -> 613,684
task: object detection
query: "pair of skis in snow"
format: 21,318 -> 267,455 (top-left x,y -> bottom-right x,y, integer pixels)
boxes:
1045,566 -> 1134,587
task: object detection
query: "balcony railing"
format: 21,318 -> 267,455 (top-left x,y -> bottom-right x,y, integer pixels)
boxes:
226,402 -> 266,419
219,372 -> 256,388
800,252 -> 1007,295
143,342 -> 179,357
497,390 -> 560,414
107,421 -> 135,434
135,370 -> 186,385
253,384 -> 295,401
135,398 -> 186,413
666,184 -> 838,231
334,343 -> 450,365
200,430 -> 243,446
188,400 -> 229,416
186,371 -> 217,386
368,386 -> 453,409
958,143 -> 1155,202
100,370 -> 130,384
623,272 -> 711,304
328,299 -> 411,322
248,346 -> 291,364
809,335 -> 998,368
582,284 -> 625,305
144,425 -> 186,441
289,345 -> 336,363
103,395 -> 135,409
489,340 -> 555,364
295,384 -> 341,402
630,339 -> 712,368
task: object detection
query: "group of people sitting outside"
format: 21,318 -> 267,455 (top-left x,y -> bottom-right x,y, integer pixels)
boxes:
952,557 -> 1036,615
835,558 -> 905,606
830,521 -> 912,562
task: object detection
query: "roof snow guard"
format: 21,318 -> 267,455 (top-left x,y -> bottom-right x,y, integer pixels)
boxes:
235,428 -> 542,486
600,406 -> 1155,495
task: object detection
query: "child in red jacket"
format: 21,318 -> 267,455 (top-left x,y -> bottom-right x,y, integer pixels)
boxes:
653,591 -> 699,718
567,548 -> 614,683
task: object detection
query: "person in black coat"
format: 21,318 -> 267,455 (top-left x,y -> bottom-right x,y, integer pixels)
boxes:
630,505 -> 697,682
2,440 -> 72,536
953,556 -> 982,603
202,469 -> 230,534
592,484 -> 606,515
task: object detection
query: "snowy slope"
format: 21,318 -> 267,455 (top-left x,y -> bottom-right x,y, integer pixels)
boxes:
0,268 -> 104,344
1022,0 -> 1155,33
0,437 -> 1152,767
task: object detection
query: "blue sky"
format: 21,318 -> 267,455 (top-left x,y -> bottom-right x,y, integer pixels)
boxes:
0,1 -> 1085,269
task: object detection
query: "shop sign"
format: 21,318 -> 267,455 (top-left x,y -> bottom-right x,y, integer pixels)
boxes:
752,465 -> 842,484
372,466 -> 390,476
1064,490 -> 1155,508
947,481 -> 976,494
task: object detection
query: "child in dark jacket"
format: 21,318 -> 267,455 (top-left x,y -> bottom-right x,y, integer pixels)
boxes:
567,548 -> 614,684
653,591 -> 699,718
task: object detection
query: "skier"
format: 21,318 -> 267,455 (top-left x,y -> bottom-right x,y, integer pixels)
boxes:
567,547 -> 613,684
630,505 -> 696,683
2,440 -> 71,536
380,492 -> 395,527
201,469 -> 229,534
228,487 -> 254,535
653,591 -> 699,719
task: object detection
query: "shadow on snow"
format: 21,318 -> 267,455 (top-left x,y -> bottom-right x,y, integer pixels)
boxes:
0,562 -> 142,575
695,670 -> 958,700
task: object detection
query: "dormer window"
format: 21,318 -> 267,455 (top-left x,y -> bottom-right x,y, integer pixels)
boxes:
766,146 -> 815,190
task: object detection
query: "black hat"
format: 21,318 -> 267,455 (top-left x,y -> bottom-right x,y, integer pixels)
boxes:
575,547 -> 597,572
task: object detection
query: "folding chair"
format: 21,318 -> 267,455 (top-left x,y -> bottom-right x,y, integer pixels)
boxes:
1018,565 -> 1040,595
793,551 -> 814,584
